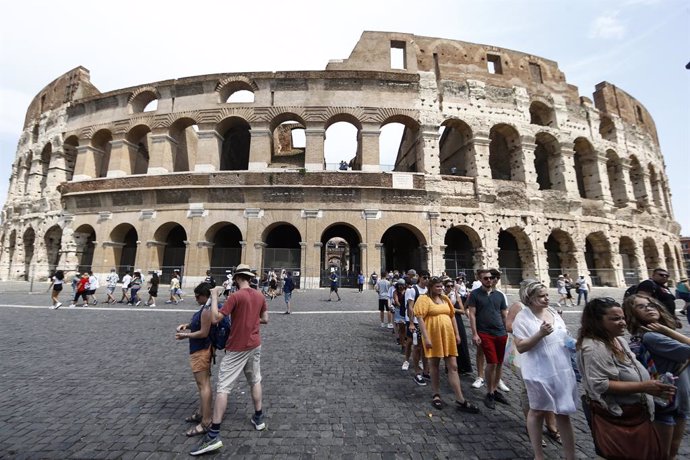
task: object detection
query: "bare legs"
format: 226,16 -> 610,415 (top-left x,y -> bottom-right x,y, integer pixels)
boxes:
527,410 -> 575,460
193,370 -> 213,428
212,382 -> 263,424
656,419 -> 687,460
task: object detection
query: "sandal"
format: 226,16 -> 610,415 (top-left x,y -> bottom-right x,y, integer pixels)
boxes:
185,423 -> 209,437
185,412 -> 202,423
432,394 -> 444,409
544,428 -> 562,445
455,400 -> 480,414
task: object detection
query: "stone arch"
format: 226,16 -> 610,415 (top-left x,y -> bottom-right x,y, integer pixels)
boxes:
22,227 -> 35,281
619,236 -> 641,285
544,229 -> 578,285
605,150 -> 627,206
320,223 -> 363,287
444,225 -> 482,278
599,115 -> 616,142
263,223 -> 302,277
529,100 -> 557,128
324,113 -> 362,171
125,124 -> 152,175
663,243 -> 676,281
39,143 -> 52,193
534,131 -> 560,190
216,116 -> 251,171
216,77 -> 259,103
44,224 -> 63,275
169,117 -> 199,172
439,118 -> 474,176
153,223 -> 187,282
269,112 -> 306,168
584,232 -> 615,286
381,224 -> 427,273
628,155 -> 646,209
498,227 -> 533,285
62,135 -> 79,182
128,87 -> 160,113
380,114 -> 421,174
647,164 -> 663,209
489,123 -> 521,181
205,222 -> 243,277
74,224 -> 96,273
21,151 -> 33,195
643,237 -> 661,276
573,137 -> 600,199
91,129 -> 113,178
109,223 -> 138,275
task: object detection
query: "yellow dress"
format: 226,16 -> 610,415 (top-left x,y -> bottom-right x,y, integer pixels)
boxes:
413,294 -> 457,358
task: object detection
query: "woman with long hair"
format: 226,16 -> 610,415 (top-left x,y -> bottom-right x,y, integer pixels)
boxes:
512,281 -> 577,460
414,276 -> 480,414
48,270 -> 65,309
623,294 -> 690,460
577,297 -> 674,460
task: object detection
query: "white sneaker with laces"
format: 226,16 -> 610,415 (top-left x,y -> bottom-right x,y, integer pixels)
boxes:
497,379 -> 510,392
387,323 -> 394,329
471,377 -> 485,389
136,301 -> 141,306
55,302 -> 62,309
402,360 -> 410,371
149,303 -> 156,307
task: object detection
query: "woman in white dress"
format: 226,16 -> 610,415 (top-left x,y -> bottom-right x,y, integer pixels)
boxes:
513,281 -> 577,460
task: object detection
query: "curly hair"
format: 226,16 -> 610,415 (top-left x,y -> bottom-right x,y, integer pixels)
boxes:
576,297 -> 626,360
622,294 -> 677,335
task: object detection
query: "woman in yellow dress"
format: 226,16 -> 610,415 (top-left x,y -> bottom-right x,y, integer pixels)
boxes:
415,276 -> 480,413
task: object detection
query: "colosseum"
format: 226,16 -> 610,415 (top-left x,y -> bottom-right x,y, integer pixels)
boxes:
0,31 -> 684,289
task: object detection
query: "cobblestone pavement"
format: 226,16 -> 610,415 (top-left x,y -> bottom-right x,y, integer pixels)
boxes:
1,285 -> 688,459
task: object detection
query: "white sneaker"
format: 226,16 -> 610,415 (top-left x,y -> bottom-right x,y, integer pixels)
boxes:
471,377 -> 485,389
69,304 -> 76,308
498,379 -> 510,392
402,361 -> 410,371
49,305 -> 56,310
380,322 -> 386,328
136,301 -> 141,307
55,302 -> 62,309
149,303 -> 156,307
387,323 -> 394,329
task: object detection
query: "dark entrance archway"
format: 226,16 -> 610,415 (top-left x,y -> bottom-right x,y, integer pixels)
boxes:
381,226 -> 425,274
264,223 -> 301,287
158,224 -> 187,284
23,227 -> 35,281
320,224 -> 361,287
545,230 -> 577,286
210,224 -> 243,280
498,230 -> 522,285
444,226 -> 480,279
44,225 -> 63,276
75,225 -> 96,274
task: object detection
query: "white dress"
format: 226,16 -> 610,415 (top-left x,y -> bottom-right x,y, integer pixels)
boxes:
512,306 -> 577,414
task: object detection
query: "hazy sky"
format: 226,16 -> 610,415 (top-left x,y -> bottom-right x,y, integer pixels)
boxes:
1,0 -> 688,231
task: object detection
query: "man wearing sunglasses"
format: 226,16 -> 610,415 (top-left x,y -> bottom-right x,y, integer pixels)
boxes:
637,267 -> 680,323
467,269 -> 509,409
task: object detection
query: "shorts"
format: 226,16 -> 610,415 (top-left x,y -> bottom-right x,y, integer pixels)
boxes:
284,291 -> 292,303
405,321 -> 419,339
378,299 -> 388,312
189,346 -> 212,374
478,332 -> 508,364
217,346 -> 262,394
330,286 -> 338,293
394,309 -> 405,324
654,408 -> 686,426
148,288 -> 158,297
53,284 -> 63,292
85,289 -> 96,296
107,286 -> 116,294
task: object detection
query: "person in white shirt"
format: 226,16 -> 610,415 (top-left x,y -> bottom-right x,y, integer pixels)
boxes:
119,271 -> 132,304
105,268 -> 119,304
87,271 -> 100,305
404,270 -> 430,386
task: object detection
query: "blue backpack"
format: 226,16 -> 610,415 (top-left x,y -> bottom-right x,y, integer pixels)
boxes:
209,315 -> 231,350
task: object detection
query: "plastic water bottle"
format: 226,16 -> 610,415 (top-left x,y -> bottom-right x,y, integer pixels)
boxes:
653,372 -> 676,407
564,335 -> 577,353
412,329 -> 419,346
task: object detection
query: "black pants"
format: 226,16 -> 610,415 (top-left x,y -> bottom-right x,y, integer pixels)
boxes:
455,313 -> 472,374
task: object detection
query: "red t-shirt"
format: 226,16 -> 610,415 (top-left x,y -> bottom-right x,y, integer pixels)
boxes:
220,288 -> 267,351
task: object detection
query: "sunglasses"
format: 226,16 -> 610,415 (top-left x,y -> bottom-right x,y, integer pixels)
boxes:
656,273 -> 669,278
481,276 -> 496,281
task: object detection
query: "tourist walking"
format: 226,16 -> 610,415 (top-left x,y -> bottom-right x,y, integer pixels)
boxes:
118,271 -> 132,304
575,275 -> 590,306
283,271 -> 295,314
146,272 -> 159,307
48,270 -> 65,309
105,268 -> 119,304
328,271 -> 341,301
128,271 -> 142,306
69,272 -> 89,308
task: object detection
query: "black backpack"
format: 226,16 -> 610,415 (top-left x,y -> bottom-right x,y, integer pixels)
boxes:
623,284 -> 638,299
209,315 -> 231,350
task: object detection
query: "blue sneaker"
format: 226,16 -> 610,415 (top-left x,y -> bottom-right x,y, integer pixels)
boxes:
189,434 -> 223,456
251,413 -> 266,430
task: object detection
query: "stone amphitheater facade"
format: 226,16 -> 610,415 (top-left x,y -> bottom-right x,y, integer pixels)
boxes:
0,31 -> 683,288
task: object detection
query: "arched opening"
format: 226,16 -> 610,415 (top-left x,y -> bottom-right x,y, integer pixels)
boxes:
585,232 -> 614,286
643,237 -> 661,277
263,223 -> 302,287
21,152 -> 33,195
218,117 -> 251,171
110,224 -> 138,276
7,230 -> 16,278
324,120 -> 359,171
130,90 -> 159,113
545,230 -> 577,286
648,164 -> 662,209
573,137 -> 599,199
74,224 -> 96,273
154,224 -> 187,284
599,115 -> 616,142
660,177 -> 672,215
534,132 -> 560,190
381,225 -> 425,274
218,79 -> 257,104
208,223 -> 243,280
63,136 -> 79,182
226,90 -> 255,103
489,123 -> 521,181
169,118 -> 198,172
379,122 -> 404,172
44,225 -> 63,275
629,156 -> 646,209
663,243 -> 675,281
444,226 -> 481,278
529,101 -> 556,128
439,119 -> 474,176
125,125 -> 152,175
606,150 -> 627,206
270,115 -> 306,168
39,143 -> 51,193
320,224 -> 362,288
22,227 -> 35,281
619,236 -> 640,285
383,116 -> 421,173
91,129 -> 113,178
498,228 -> 533,286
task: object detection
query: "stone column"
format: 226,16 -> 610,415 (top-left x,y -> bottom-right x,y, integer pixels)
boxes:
308,242 -> 323,289
299,241 -> 310,288
518,137 -> 538,186
558,145 -> 581,197
25,156 -> 45,199
147,131 -> 178,175
72,145 -> 103,181
419,124 -> 441,175
195,241 -> 214,280
359,243 -> 368,290
58,214 -> 80,273
304,126 -> 325,171
46,149 -> 69,191
248,123 -> 271,170
194,128 -> 222,172
144,241 -> 167,274
253,242 -> 266,273
619,160 -> 637,208
591,153 -> 614,204
471,133 -> 491,178
373,243 -> 384,280
107,135 -> 138,177
360,123 -> 381,172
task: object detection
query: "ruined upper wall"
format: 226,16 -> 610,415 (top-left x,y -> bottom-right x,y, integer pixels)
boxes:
593,82 -> 659,145
23,66 -> 100,129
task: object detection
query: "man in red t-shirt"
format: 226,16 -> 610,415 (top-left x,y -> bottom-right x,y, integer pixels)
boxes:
190,264 -> 268,456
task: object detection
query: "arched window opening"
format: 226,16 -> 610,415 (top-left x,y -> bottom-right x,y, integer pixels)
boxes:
74,225 -> 96,273
606,150 -> 627,206
444,226 -> 480,278
126,125 -> 152,175
320,224 -> 361,287
534,132 -> 560,190
545,230 -> 577,286
573,137 -> 598,199
44,225 -> 63,276
170,118 -> 198,172
643,237 -> 661,277
226,90 -> 255,103
629,156 -> 646,209
63,136 -> 79,182
498,230 -> 522,285
271,119 -> 305,168
529,101 -> 556,128
599,116 -> 616,142
489,124 -> 520,181
324,121 -> 359,171
143,99 -> 158,112
439,119 -> 474,176
380,123 -> 404,172
39,143 -> 51,193
92,130 -> 113,178
619,236 -> 640,285
158,224 -> 187,284
585,232 -> 614,286
129,90 -> 159,114
218,117 -> 251,171
381,225 -> 425,273
209,224 -> 243,280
